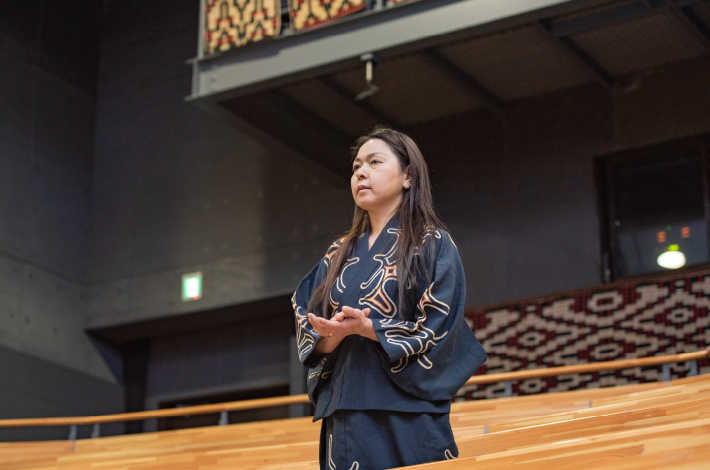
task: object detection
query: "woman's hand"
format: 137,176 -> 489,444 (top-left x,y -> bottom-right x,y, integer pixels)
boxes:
308,306 -> 379,354
338,306 -> 378,342
308,312 -> 346,354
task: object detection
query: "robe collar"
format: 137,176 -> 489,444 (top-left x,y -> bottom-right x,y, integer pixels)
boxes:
359,213 -> 401,255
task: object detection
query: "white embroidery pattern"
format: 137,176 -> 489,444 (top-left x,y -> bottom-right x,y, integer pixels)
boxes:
336,257 -> 360,293
308,358 -> 327,380
293,238 -> 347,359
293,293 -> 316,360
323,238 -> 345,267
328,434 -> 336,470
422,226 -> 442,244
327,434 -> 358,470
379,282 -> 451,373
445,449 -> 456,459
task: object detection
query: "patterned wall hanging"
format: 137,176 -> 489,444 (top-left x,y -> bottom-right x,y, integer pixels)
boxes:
204,0 -> 281,54
289,0 -> 367,32
460,271 -> 710,401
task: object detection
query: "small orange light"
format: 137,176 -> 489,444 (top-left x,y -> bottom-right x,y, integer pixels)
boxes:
657,231 -> 666,243
681,227 -> 690,238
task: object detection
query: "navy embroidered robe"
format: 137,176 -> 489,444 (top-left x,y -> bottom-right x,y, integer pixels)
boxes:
292,218 -> 487,421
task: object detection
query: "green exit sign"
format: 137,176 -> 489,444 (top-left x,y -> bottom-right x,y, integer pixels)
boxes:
182,272 -> 202,301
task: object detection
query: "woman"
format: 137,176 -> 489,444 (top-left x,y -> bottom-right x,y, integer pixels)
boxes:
292,126 -> 486,470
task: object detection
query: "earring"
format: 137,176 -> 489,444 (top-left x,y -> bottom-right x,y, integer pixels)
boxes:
404,183 -> 410,189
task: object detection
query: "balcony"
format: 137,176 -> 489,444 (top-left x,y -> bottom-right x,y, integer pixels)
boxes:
188,0 -> 710,174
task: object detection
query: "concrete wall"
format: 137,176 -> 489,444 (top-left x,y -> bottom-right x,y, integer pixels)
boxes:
0,344 -> 123,441
88,0 -> 354,330
87,0 -> 353,415
142,313 -> 294,430
0,0 -> 122,439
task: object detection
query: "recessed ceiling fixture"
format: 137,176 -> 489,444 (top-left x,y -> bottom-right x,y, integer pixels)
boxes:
657,245 -> 686,270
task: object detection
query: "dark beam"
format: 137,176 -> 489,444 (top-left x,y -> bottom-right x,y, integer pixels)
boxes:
88,294 -> 294,346
314,76 -> 403,129
535,22 -> 614,88
547,0 -> 658,36
223,90 -> 355,176
672,3 -> 710,50
419,49 -> 505,114
545,0 -> 708,37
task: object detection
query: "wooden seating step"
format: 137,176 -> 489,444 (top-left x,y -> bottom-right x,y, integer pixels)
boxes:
592,381 -> 710,407
10,418 -> 710,470
407,418 -> 710,470
451,381 -> 670,413
456,396 -> 710,456
413,439 -> 710,470
489,384 -> 710,432
11,440 -> 321,470
74,417 -> 320,453
3,375 -> 709,469
21,397 -> 708,470
0,440 -> 73,467
71,380 -> 678,455
447,380 -> 708,429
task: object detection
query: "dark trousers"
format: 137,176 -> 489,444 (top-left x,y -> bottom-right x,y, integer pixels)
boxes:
319,410 -> 458,470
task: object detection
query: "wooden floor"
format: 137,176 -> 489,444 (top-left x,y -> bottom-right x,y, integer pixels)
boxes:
2,375 -> 709,469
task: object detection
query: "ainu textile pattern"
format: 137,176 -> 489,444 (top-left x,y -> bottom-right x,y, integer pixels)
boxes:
204,0 -> 281,54
292,216 -> 487,420
288,0 -> 366,32
462,273 -> 710,400
292,216 -> 485,468
320,410 -> 457,470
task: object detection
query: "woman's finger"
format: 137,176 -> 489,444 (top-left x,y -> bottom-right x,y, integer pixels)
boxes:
308,314 -> 331,335
342,306 -> 365,318
308,313 -> 325,329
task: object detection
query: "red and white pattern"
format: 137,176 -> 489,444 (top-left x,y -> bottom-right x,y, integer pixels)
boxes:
204,0 -> 281,54
288,0 -> 366,32
460,273 -> 710,400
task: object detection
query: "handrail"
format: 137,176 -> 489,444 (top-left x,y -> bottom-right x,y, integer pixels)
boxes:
0,348 -> 707,428
463,349 -> 710,386
0,394 -> 310,428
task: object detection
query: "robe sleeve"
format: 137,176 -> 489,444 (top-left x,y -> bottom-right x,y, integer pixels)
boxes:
372,230 -> 487,401
291,261 -> 325,368
292,240 -> 345,405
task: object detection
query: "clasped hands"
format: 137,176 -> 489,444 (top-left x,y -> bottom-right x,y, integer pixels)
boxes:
308,306 -> 379,354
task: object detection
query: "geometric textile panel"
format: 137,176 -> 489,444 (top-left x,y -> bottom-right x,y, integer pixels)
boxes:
289,0 -> 366,32
205,0 -> 281,54
460,271 -> 710,401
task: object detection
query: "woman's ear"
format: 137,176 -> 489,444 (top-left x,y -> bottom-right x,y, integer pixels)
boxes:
404,165 -> 412,189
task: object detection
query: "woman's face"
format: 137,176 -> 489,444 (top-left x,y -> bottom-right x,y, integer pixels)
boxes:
351,138 -> 411,215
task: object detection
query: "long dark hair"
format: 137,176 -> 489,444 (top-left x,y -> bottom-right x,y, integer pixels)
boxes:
308,125 -> 446,319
